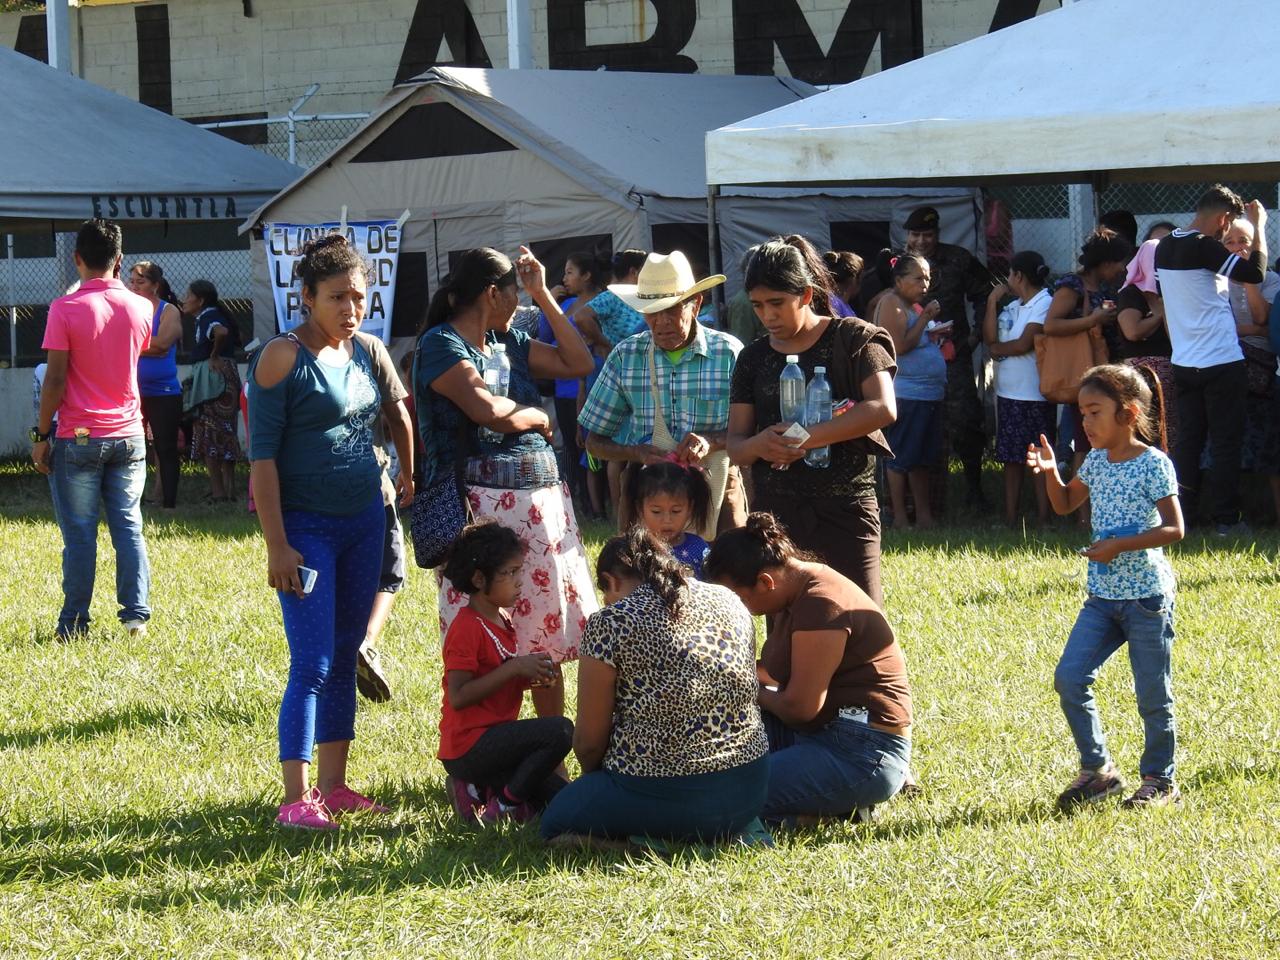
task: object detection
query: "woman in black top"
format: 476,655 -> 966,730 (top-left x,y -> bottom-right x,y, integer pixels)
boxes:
727,236 -> 897,606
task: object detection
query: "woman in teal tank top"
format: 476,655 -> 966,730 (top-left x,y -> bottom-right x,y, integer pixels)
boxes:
248,235 -> 416,832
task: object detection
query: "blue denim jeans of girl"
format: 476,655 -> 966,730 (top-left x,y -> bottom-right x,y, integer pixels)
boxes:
761,711 -> 911,818
1054,594 -> 1176,783
277,496 -> 384,763
50,436 -> 150,636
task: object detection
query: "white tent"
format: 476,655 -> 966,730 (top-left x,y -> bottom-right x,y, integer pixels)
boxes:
706,0 -> 1280,189
0,47 -> 300,229
243,67 -> 980,343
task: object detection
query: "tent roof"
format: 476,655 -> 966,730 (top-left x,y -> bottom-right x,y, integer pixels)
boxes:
0,47 -> 300,226
245,67 -> 816,228
706,0 -> 1280,189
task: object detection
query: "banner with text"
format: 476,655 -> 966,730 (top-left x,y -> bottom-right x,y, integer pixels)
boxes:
265,221 -> 401,343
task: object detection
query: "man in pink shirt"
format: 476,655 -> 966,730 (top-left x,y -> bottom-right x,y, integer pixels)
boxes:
32,219 -> 153,639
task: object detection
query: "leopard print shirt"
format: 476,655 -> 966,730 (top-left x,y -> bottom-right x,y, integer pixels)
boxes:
583,580 -> 769,778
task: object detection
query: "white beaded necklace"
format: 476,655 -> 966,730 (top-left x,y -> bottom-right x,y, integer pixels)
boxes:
475,611 -> 516,660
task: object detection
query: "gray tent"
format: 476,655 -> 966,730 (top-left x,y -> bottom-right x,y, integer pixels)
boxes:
243,67 -> 979,343
0,46 -> 299,230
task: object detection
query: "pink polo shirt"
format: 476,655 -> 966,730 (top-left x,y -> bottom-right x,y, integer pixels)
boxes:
41,277 -> 152,439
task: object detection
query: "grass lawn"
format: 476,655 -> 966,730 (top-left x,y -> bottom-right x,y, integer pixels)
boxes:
1,462 -> 1279,959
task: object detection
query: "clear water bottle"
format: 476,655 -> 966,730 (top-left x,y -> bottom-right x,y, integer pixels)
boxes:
803,365 -> 832,469
779,354 -> 805,423
479,343 -> 511,444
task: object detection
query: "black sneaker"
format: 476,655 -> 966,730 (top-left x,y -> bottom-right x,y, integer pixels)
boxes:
1057,763 -> 1124,810
355,642 -> 392,702
1121,777 -> 1181,809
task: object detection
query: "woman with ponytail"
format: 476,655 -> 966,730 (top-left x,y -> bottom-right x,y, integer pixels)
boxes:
414,246 -> 596,719
983,250 -> 1057,526
706,513 -> 914,823
539,528 -> 768,844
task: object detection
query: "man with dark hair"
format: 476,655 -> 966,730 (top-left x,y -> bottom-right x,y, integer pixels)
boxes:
1155,185 -> 1268,534
31,219 -> 154,638
903,205 -> 996,512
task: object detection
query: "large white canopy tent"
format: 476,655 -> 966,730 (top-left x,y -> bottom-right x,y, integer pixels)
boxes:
243,67 -> 980,344
706,0 -> 1280,190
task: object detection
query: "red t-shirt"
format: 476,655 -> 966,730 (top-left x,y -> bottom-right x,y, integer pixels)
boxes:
41,278 -> 152,439
438,606 -> 526,760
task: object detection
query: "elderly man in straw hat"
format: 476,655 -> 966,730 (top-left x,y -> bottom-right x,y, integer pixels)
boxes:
578,250 -> 747,535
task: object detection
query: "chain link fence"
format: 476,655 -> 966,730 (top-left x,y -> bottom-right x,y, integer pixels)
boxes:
987,180 -> 1280,280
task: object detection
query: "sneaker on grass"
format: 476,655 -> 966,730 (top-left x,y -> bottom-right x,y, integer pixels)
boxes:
445,776 -> 485,822
1121,777 -> 1181,809
356,641 -> 392,702
1057,763 -> 1124,810
277,787 -> 338,831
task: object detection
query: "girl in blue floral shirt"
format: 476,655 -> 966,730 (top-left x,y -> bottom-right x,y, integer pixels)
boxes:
1027,364 -> 1185,811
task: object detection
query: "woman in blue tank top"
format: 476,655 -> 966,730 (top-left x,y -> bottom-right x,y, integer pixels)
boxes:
874,253 -> 948,529
129,261 -> 184,509
248,235 -> 416,832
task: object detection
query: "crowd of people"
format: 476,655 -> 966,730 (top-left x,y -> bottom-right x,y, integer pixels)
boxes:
26,182 -> 1278,842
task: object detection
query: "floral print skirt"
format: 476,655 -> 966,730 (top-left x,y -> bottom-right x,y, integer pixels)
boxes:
436,481 -> 598,663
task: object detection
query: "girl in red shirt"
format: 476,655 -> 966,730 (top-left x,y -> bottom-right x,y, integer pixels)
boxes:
439,520 -> 573,824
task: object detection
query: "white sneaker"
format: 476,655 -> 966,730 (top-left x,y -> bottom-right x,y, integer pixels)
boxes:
123,620 -> 148,637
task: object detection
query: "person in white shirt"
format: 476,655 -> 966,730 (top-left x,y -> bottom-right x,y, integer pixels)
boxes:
1154,185 -> 1267,533
983,250 -> 1055,527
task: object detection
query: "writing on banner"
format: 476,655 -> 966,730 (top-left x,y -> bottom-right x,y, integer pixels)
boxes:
265,221 -> 401,343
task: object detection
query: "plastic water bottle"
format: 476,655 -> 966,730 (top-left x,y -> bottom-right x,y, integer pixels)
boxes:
803,366 -> 832,469
479,344 -> 511,444
779,354 -> 805,423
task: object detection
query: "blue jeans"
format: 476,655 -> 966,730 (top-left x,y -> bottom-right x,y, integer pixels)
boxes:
539,755 -> 769,842
49,436 -> 150,635
277,496 -> 384,763
1054,594 -> 1176,783
762,712 -> 911,818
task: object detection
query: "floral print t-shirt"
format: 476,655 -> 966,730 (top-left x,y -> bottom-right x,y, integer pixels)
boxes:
1078,446 -> 1179,599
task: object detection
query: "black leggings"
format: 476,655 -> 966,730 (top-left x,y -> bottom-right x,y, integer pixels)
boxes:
142,394 -> 183,508
554,396 -> 584,500
441,716 -> 573,806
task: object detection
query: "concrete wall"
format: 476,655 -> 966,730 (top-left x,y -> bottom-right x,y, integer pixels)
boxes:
2,0 -> 1059,121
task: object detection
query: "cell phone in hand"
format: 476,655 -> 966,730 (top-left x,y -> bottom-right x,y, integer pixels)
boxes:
297,565 -> 317,595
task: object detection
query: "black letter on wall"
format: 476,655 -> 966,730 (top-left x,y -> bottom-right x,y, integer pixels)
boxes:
988,0 -> 1043,32
733,0 -> 923,85
15,15 -> 48,63
397,0 -> 493,84
548,0 -> 697,73
135,4 -> 173,113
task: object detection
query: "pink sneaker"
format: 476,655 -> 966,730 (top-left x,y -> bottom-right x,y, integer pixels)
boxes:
277,787 -> 338,831
323,783 -> 390,815
479,793 -> 536,825
445,776 -> 486,822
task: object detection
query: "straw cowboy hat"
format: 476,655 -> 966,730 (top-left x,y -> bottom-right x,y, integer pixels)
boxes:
608,251 -> 726,315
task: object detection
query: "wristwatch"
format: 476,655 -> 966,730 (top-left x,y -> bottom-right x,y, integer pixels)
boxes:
30,426 -> 52,443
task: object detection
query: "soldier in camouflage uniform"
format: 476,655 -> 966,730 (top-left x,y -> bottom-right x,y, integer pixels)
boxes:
903,206 -> 997,514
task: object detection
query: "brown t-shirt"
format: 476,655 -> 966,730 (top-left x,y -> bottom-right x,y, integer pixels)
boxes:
760,564 -> 913,731
356,332 -> 408,505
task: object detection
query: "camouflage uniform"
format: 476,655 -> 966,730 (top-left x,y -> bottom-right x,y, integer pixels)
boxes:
922,242 -> 996,511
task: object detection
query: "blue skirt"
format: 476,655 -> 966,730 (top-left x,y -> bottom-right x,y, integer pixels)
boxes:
885,399 -> 943,473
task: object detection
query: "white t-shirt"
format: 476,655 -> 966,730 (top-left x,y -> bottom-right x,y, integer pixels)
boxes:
994,288 -> 1051,401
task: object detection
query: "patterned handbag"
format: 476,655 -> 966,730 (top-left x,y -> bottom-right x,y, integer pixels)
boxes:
409,412 -> 473,569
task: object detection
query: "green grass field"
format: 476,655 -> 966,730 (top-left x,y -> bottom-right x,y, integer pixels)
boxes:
2,463 -> 1279,959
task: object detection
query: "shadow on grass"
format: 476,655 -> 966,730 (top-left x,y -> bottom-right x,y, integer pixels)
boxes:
0,700 -> 263,750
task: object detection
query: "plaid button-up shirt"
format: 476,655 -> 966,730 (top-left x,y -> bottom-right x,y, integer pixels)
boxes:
578,325 -> 743,446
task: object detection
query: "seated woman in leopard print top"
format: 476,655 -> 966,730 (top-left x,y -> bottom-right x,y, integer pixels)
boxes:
539,528 -> 768,844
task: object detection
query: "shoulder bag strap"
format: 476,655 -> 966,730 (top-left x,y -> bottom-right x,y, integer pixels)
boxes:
646,339 -> 678,451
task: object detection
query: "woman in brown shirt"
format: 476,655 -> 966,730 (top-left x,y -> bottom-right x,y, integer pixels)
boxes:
706,513 -> 912,821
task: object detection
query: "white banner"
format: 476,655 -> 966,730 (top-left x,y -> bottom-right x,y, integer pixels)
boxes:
264,220 -> 401,343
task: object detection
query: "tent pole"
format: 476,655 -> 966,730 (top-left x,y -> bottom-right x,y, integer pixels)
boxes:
707,186 -> 725,324
6,235 -> 15,367
508,0 -> 533,69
